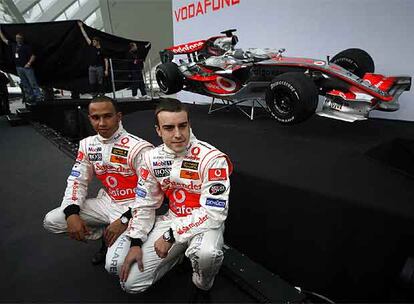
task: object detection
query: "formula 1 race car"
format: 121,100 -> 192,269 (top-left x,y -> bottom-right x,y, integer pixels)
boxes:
155,29 -> 411,124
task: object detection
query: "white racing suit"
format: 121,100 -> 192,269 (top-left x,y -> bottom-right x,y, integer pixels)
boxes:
119,133 -> 233,293
43,124 -> 153,272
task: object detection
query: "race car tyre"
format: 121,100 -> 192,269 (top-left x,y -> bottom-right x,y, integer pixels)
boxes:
155,62 -> 184,95
331,48 -> 375,78
265,72 -> 318,124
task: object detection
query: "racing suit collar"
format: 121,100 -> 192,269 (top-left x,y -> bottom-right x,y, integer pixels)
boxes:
162,129 -> 197,157
97,122 -> 125,144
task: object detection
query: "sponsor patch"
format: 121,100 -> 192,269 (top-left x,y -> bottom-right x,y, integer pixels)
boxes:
180,170 -> 200,180
136,188 -> 147,198
112,147 -> 128,157
205,198 -> 226,208
177,214 -> 209,235
110,155 -> 127,165
140,168 -> 149,180
181,160 -> 199,170
209,183 -> 226,195
88,146 -> 102,152
76,151 -> 84,161
154,168 -> 171,178
70,170 -> 81,177
88,153 -> 102,161
208,168 -> 227,181
153,160 -> 173,167
184,146 -> 201,161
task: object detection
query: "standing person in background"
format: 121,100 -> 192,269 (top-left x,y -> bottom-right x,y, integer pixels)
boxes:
78,21 -> 109,97
126,42 -> 150,100
0,28 -> 42,103
0,71 -> 10,115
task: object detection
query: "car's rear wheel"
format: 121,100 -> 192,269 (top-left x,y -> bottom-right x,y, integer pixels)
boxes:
265,72 -> 319,124
331,48 -> 375,78
155,62 -> 184,94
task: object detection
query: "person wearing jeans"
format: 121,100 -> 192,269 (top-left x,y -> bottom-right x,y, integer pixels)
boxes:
0,29 -> 42,103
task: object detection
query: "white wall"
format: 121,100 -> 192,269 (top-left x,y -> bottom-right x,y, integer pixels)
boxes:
101,0 -> 173,64
172,0 -> 414,121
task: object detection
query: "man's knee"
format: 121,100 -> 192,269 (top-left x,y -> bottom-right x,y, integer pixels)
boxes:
121,268 -> 154,294
43,208 -> 66,233
122,278 -> 151,294
192,246 -> 224,270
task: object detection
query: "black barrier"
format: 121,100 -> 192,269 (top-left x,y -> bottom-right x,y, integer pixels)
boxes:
0,21 -> 150,93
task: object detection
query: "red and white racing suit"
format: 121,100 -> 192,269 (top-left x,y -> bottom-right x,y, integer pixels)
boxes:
43,124 -> 153,273
120,133 -> 233,293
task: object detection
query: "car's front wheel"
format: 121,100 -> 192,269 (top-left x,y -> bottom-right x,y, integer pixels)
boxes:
331,48 -> 375,78
265,72 -> 319,124
155,62 -> 184,95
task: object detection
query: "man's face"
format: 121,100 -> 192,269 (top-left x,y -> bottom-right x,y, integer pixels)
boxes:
131,43 -> 137,51
88,101 -> 121,138
92,39 -> 99,47
156,110 -> 190,153
16,35 -> 23,45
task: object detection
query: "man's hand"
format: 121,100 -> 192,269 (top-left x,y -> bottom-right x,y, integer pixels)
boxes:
24,63 -> 31,68
77,20 -> 83,27
104,218 -> 127,247
104,70 -> 109,77
120,246 -> 144,282
66,214 -> 90,241
154,236 -> 173,258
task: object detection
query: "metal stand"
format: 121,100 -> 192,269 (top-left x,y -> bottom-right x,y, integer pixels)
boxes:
208,97 -> 270,120
109,58 -> 116,100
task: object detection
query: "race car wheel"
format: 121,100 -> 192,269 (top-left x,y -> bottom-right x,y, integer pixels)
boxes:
155,62 -> 183,94
265,72 -> 318,124
331,48 -> 375,78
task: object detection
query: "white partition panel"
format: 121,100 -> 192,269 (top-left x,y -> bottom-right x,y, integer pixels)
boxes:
172,0 -> 414,121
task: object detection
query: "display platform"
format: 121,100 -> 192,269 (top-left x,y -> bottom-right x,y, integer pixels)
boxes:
120,104 -> 414,302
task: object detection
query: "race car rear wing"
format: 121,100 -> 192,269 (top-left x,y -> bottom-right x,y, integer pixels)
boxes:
160,40 -> 206,64
160,31 -> 239,64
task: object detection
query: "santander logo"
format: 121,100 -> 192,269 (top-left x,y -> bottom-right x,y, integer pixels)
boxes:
174,0 -> 241,23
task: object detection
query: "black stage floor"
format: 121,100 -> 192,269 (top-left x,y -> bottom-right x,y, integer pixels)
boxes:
3,101 -> 414,302
0,116 -> 257,303
119,104 -> 414,302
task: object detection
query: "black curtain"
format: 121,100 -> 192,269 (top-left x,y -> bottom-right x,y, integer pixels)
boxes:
0,20 -> 151,93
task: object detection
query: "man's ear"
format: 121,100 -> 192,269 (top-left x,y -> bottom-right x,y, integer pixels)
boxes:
117,112 -> 122,121
155,125 -> 161,137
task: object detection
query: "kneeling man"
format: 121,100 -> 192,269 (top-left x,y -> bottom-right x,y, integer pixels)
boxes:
43,96 -> 153,269
119,98 -> 233,294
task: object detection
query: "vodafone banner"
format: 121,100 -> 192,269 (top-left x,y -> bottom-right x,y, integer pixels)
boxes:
171,0 -> 414,121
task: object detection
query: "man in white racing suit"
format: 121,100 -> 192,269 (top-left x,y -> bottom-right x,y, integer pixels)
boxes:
43,96 -> 153,269
118,98 -> 233,294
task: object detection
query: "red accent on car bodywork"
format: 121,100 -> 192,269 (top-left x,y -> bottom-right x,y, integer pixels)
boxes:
264,57 -> 394,101
363,73 -> 395,92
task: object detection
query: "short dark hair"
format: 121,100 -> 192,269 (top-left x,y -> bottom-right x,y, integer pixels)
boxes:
92,36 -> 100,42
155,98 -> 190,126
89,96 -> 119,113
16,33 -> 24,37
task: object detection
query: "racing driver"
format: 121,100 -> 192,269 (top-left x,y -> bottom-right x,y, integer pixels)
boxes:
118,98 -> 233,295
43,96 -> 153,270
